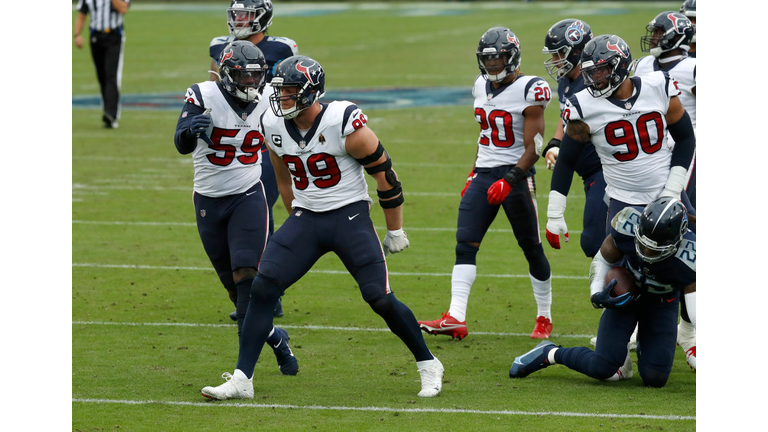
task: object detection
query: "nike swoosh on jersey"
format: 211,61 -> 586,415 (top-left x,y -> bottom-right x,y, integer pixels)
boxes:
348,213 -> 360,220
246,190 -> 259,196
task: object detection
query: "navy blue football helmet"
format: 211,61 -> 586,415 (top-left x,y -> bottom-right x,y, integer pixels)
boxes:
580,34 -> 632,98
641,11 -> 694,58
476,27 -> 522,83
219,40 -> 267,103
269,55 -> 326,119
227,0 -> 273,40
635,197 -> 689,263
680,0 -> 696,43
542,19 -> 593,80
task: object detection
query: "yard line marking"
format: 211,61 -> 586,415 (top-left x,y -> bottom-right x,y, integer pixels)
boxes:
71,398 -> 694,421
71,321 -> 595,339
72,263 -> 589,280
71,220 -> 585,235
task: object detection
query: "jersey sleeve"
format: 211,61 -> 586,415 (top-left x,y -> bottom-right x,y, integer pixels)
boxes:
209,36 -> 231,64
610,207 -> 642,255
341,104 -> 369,137
661,70 -> 682,98
523,77 -> 552,108
183,85 -> 205,109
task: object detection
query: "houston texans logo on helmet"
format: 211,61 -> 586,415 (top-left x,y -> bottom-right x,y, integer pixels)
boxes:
606,41 -> 628,58
667,13 -> 692,33
506,33 -> 520,48
295,61 -> 317,85
221,49 -> 234,62
566,20 -> 585,44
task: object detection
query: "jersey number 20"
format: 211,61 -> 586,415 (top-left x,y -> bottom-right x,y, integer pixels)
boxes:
475,108 -> 514,147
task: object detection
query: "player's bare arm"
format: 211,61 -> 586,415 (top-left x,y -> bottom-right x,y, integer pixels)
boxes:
600,235 -> 625,263
565,119 -> 591,142
664,95 -> 686,125
268,143 -> 295,214
208,59 -> 221,82
346,126 -> 404,231
518,105 -> 545,173
683,282 -> 695,295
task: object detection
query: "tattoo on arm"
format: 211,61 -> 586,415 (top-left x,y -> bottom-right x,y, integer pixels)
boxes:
565,120 -> 591,142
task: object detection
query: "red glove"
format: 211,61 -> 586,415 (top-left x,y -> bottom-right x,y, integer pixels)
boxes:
487,167 -> 524,205
487,179 -> 512,205
461,170 -> 476,197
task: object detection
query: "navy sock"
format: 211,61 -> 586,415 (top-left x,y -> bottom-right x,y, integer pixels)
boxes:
235,277 -> 253,342
236,276 -> 282,379
370,294 -> 433,362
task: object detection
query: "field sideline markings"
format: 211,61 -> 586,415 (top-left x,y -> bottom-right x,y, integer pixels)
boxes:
71,320 -> 594,339
72,263 -> 588,280
71,398 -> 694,421
71,220 -> 585,235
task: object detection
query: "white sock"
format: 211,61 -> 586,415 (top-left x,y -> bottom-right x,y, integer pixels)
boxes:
448,264 -> 476,322
530,273 -> 552,320
547,347 -> 558,364
416,358 -> 437,369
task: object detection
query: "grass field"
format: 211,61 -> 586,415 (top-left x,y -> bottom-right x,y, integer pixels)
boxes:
71,2 -> 698,431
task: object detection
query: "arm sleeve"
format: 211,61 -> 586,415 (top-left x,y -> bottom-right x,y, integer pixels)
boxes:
173,102 -> 206,155
550,133 -> 586,196
668,109 -> 696,168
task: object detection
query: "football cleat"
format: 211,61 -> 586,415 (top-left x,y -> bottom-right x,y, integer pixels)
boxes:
677,320 -> 696,371
509,340 -> 557,378
589,336 -> 597,347
605,347 -> 633,381
201,369 -> 254,400
271,327 -> 299,376
417,357 -> 445,397
530,316 -> 553,339
418,312 -> 468,340
628,324 -> 638,350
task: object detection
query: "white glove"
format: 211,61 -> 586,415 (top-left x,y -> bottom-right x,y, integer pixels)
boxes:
382,229 -> 410,256
660,166 -> 687,198
545,191 -> 569,249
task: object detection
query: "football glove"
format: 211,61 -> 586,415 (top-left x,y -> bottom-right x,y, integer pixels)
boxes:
545,191 -> 569,249
383,229 -> 410,256
590,280 -> 633,309
189,113 -> 213,138
487,167 -> 524,205
461,170 -> 476,197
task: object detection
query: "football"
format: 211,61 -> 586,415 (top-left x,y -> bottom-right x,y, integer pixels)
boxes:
605,266 -> 635,297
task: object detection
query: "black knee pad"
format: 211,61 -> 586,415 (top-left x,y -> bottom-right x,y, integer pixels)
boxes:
638,365 -> 670,388
227,288 -> 238,305
250,276 -> 283,304
455,242 -> 479,265
368,293 -> 396,316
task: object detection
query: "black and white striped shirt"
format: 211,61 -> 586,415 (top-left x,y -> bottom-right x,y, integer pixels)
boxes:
76,0 -> 130,32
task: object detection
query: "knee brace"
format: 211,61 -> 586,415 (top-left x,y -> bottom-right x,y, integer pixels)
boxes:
455,242 -> 479,265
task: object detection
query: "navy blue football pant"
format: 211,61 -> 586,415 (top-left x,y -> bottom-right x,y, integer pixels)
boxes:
579,170 -> 609,258
236,201 -> 432,376
260,147 -> 279,236
194,181 -> 269,338
456,166 -> 549,280
554,294 -> 680,387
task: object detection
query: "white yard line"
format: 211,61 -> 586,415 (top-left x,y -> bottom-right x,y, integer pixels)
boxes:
71,398 -> 695,421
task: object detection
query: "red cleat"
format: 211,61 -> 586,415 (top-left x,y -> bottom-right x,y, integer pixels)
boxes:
418,312 -> 468,340
530,316 -> 553,339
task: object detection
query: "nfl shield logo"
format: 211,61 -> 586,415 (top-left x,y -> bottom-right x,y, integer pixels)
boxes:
200,209 -> 206,217
242,112 -> 248,121
299,140 -> 306,149
487,94 -> 493,100
624,102 -> 632,109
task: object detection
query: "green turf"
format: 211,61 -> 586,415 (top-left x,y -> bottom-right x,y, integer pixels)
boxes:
73,2 -> 695,431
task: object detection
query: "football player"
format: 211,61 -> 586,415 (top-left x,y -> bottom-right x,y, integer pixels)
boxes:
174,41 -> 298,378
208,0 -> 300,320
201,55 -> 445,400
540,18 -> 608,259
418,27 -> 554,340
680,0 -> 696,58
509,197 -> 696,388
636,10 -> 697,371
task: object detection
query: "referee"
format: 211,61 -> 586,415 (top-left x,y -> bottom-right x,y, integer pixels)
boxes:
74,0 -> 130,129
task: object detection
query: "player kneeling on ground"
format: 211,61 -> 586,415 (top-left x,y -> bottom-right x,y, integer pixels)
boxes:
509,197 -> 695,388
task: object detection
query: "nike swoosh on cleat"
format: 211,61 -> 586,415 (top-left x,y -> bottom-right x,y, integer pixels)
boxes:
348,213 -> 360,220
438,321 -> 464,330
272,339 -> 283,349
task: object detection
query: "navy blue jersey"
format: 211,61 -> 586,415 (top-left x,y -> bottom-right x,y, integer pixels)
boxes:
210,35 -> 298,80
610,207 -> 696,296
556,74 -> 601,179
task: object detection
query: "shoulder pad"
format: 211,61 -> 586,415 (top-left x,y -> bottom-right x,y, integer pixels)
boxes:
267,36 -> 299,55
611,207 -> 642,237
209,35 -> 231,48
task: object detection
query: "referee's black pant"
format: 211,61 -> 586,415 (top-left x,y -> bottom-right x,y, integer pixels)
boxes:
90,29 -> 124,123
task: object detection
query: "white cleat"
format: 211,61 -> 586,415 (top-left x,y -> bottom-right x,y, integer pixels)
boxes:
590,336 -> 597,347
605,348 -> 633,381
417,357 -> 444,397
201,369 -> 254,400
628,325 -> 638,351
677,320 -> 696,371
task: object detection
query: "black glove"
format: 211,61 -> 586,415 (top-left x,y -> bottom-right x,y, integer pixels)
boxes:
590,279 -> 633,309
188,114 -> 212,138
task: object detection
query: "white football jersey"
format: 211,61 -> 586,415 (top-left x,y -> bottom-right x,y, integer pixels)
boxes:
182,81 -> 264,197
634,56 -> 696,128
260,101 -> 372,212
472,74 -> 552,168
563,72 -> 679,204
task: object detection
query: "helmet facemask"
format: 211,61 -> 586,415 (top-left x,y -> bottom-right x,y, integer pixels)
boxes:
223,67 -> 265,102
581,58 -> 624,98
477,51 -> 517,83
543,46 -> 574,80
227,4 -> 272,40
269,79 -> 317,119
